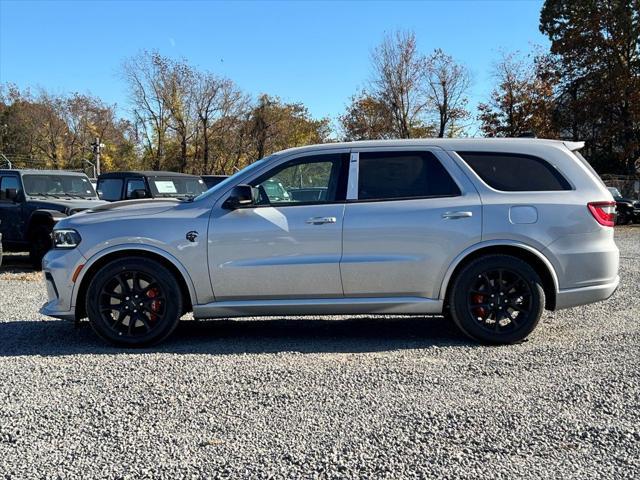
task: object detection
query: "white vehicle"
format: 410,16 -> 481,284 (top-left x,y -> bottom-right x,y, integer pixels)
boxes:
40,139 -> 619,347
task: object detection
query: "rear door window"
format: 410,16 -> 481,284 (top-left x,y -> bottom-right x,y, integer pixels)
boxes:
357,151 -> 460,200
458,152 -> 571,191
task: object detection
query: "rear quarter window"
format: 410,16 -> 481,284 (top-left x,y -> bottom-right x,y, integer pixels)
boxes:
457,152 -> 571,191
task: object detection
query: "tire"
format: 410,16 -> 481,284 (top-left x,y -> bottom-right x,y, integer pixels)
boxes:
616,211 -> 630,225
449,255 -> 545,345
29,225 -> 52,270
85,257 -> 183,347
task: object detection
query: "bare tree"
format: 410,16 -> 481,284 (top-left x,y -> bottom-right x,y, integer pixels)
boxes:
160,59 -> 196,172
192,72 -> 246,174
370,30 -> 430,138
122,51 -> 170,170
424,49 -> 471,137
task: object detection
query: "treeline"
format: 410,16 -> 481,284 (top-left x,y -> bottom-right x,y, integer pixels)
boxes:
0,0 -> 638,175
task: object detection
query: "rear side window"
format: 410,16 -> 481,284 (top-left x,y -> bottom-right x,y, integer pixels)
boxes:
97,179 -> 123,201
0,176 -> 20,201
126,179 -> 146,199
358,151 -> 460,200
458,152 -> 571,191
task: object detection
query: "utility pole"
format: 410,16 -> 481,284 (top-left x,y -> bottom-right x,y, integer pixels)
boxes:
91,137 -> 104,176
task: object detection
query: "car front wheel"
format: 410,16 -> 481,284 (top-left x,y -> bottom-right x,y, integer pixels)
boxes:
449,255 -> 545,344
85,257 -> 182,347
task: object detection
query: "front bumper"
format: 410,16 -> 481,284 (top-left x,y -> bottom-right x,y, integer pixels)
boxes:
39,248 -> 87,321
555,275 -> 620,310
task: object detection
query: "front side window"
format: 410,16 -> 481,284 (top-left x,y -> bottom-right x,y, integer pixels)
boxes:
458,152 -> 572,191
358,151 -> 460,200
251,154 -> 348,205
97,179 -> 124,201
0,176 -> 20,201
126,179 -> 146,199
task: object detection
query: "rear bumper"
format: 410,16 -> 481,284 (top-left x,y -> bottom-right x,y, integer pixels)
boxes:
554,275 -> 620,310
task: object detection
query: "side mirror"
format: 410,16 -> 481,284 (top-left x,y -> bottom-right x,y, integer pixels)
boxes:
5,188 -> 18,201
96,190 -> 104,199
131,189 -> 148,199
222,185 -> 257,210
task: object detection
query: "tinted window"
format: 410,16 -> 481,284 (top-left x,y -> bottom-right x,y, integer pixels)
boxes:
97,179 -> 123,201
358,151 -> 460,200
148,177 -> 207,198
251,154 -> 348,205
458,152 -> 571,191
0,176 -> 20,200
126,179 -> 146,198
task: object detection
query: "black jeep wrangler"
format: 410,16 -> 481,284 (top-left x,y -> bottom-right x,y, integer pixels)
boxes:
0,169 -> 105,268
96,171 -> 207,201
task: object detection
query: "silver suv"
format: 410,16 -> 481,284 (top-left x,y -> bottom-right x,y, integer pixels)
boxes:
41,139 -> 620,347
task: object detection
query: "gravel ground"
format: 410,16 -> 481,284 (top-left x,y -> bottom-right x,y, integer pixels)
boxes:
1,227 -> 639,479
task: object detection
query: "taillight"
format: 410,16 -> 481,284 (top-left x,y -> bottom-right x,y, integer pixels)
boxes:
588,201 -> 616,227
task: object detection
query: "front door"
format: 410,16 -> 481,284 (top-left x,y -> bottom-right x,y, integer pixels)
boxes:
208,151 -> 349,300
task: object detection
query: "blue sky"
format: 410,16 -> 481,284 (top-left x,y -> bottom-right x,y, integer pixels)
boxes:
0,0 -> 547,129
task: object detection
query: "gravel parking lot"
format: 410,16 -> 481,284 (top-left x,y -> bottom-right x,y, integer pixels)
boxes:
1,227 -> 638,479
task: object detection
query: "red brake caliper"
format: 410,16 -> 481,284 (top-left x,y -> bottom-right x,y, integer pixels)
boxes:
146,288 -> 161,321
471,294 -> 486,318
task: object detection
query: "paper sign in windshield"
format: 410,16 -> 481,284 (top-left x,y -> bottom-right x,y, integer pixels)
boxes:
155,181 -> 178,194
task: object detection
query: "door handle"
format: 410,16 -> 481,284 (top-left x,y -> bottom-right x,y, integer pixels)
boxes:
442,211 -> 473,219
305,216 -> 337,225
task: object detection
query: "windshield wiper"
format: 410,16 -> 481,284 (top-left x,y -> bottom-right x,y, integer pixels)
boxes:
63,193 -> 93,199
28,192 -> 62,199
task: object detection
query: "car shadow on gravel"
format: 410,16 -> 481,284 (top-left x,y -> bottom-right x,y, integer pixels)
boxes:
0,316 -> 472,357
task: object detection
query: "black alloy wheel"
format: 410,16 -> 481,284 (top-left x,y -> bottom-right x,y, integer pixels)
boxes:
449,255 -> 545,344
86,258 -> 182,347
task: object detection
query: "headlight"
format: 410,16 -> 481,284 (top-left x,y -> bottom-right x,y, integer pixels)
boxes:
52,229 -> 82,249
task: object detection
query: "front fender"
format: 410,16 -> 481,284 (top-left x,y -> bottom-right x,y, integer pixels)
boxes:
27,209 -> 67,232
71,243 -> 199,309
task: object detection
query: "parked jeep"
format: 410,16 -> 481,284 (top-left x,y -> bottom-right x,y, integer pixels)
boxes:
0,169 -> 106,268
201,175 -> 229,189
96,171 -> 207,201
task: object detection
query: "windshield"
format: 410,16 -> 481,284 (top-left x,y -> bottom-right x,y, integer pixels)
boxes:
147,176 -> 207,198
194,156 -> 272,201
23,174 -> 98,199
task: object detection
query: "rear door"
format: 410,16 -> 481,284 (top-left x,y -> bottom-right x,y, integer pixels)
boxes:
340,147 -> 482,299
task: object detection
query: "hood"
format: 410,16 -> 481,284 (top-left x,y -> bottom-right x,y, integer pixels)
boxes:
57,198 -> 183,227
614,196 -> 635,205
27,198 -> 107,214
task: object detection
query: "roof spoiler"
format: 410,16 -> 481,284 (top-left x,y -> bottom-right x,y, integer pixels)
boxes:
563,141 -> 585,151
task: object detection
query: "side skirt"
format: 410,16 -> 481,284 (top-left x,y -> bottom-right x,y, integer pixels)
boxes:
193,297 -> 444,319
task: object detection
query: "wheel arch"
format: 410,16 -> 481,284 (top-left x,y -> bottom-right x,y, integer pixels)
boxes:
440,241 -> 559,311
74,246 -> 196,319
26,210 -> 66,239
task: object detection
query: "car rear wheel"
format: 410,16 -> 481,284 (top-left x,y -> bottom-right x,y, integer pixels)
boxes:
449,255 -> 545,344
86,257 -> 182,347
